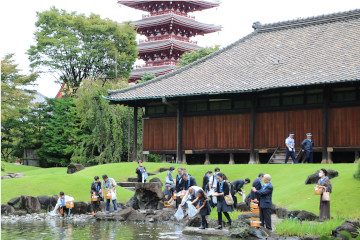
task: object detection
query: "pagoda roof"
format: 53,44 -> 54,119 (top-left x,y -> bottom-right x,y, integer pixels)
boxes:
106,9 -> 360,103
132,13 -> 221,33
118,0 -> 220,12
130,65 -> 176,79
138,39 -> 201,53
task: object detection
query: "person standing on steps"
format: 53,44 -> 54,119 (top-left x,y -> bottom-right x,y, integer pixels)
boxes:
90,176 -> 102,215
285,132 -> 298,164
101,174 -> 118,214
136,160 -> 148,183
213,173 -> 233,230
252,174 -> 273,231
302,133 -> 314,163
250,173 -> 264,201
175,167 -> 184,208
316,169 -> 332,220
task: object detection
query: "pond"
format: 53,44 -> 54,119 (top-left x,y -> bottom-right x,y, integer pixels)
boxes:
1,219 -> 228,240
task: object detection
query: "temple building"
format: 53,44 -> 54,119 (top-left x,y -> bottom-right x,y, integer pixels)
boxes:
105,9 -> 360,164
118,0 -> 221,82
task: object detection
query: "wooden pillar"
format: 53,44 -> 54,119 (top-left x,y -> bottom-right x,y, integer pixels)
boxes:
249,95 -> 257,164
133,106 -> 138,162
176,102 -> 183,164
355,151 -> 359,163
182,153 -> 187,164
162,154 -> 167,163
229,153 -> 235,164
142,154 -> 147,162
204,153 -> 210,165
321,89 -> 329,164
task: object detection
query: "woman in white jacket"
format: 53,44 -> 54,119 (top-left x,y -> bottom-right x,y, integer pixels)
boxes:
53,192 -> 74,217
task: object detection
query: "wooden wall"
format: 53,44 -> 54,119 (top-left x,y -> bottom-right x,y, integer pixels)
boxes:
143,107 -> 360,151
255,109 -> 323,148
328,106 -> 360,147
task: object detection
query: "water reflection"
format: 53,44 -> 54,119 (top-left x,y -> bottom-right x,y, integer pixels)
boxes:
1,219 -> 228,240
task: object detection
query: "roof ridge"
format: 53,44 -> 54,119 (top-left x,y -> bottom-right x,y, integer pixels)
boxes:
107,31 -> 258,96
255,9 -> 360,32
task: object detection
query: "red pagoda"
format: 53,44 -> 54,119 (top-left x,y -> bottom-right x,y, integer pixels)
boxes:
118,0 -> 222,82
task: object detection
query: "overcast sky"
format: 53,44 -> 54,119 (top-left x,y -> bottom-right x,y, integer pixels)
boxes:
1,0 -> 359,98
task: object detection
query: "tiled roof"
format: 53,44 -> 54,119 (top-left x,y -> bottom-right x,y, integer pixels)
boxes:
132,13 -> 222,32
130,65 -> 176,79
107,9 -> 360,102
138,39 -> 201,52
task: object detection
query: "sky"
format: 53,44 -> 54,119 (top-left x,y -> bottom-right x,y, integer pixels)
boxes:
1,0 -> 359,98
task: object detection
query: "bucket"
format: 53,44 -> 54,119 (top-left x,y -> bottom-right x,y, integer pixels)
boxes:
164,201 -> 171,208
91,195 -> 98,201
180,191 -> 185,199
250,217 -> 261,227
105,192 -> 112,199
314,186 -> 322,195
66,201 -> 74,208
172,193 -> 177,200
252,208 -> 260,214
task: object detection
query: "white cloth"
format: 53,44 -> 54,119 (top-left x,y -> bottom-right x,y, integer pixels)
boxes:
54,195 -> 74,211
181,186 -> 202,204
209,175 -> 217,189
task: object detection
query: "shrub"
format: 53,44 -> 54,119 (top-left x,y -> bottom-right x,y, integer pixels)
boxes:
1,162 -> 5,172
147,154 -> 162,163
354,161 -> 360,180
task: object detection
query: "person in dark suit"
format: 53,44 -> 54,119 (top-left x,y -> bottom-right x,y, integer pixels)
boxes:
182,173 -> 197,190
174,168 -> 184,208
213,173 -> 234,229
231,178 -> 251,206
202,170 -> 212,192
135,160 -> 147,182
252,174 -> 273,231
250,173 -> 264,200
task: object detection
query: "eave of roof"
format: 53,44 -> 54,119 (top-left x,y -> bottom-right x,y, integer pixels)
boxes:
118,0 -> 220,10
138,39 -> 201,52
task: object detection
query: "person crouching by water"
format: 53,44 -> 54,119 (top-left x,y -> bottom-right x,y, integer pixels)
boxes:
90,176 -> 102,215
252,174 -> 273,231
101,174 -> 118,214
317,169 -> 332,220
54,192 -> 73,217
136,160 -> 148,183
193,189 -> 211,230
213,173 -> 233,229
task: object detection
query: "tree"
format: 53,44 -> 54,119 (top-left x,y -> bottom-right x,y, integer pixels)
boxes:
177,45 -> 220,68
1,54 -> 37,120
73,79 -> 141,164
36,97 -> 81,167
27,7 -> 138,91
137,73 -> 156,84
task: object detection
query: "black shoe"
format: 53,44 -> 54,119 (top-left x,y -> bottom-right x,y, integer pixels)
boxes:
215,225 -> 222,230
198,225 -> 205,230
205,223 -> 208,228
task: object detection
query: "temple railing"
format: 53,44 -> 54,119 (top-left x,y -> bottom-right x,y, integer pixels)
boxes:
135,60 -> 178,69
142,10 -> 195,19
139,35 -> 197,45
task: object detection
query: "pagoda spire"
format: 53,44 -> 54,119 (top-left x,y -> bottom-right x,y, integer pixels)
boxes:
118,0 -> 221,82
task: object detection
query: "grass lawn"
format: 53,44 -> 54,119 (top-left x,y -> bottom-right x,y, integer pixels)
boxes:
2,162 -> 359,219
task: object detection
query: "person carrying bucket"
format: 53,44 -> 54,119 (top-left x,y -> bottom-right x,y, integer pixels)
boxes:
101,174 -> 118,214
53,192 -> 74,217
90,176 -> 102,215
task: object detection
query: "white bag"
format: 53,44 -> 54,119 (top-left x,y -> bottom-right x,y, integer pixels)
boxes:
111,191 -> 117,200
187,201 -> 197,217
48,210 -> 56,216
212,196 -> 217,204
208,189 -> 215,196
174,206 -> 185,221
242,192 -> 246,202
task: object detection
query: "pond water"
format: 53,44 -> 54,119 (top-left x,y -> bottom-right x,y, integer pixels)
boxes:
1,220 -> 229,240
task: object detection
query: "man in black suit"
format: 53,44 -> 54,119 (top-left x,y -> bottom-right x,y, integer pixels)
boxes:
175,168 -> 184,208
231,178 -> 251,206
182,173 -> 197,190
250,173 -> 264,201
252,174 -> 273,231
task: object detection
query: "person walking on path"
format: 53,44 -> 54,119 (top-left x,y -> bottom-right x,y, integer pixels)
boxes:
213,173 -> 234,229
252,174 -> 273,231
90,176 -> 102,215
317,169 -> 332,220
285,132 -> 298,164
135,160 -> 148,183
302,133 -> 314,163
101,174 -> 118,214
250,173 -> 264,201
231,178 -> 251,206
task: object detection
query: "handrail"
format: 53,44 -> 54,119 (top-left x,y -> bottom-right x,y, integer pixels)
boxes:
268,146 -> 280,164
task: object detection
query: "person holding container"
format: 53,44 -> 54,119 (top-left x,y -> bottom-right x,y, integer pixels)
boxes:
90,176 -> 102,215
101,174 -> 118,214
213,173 -> 234,229
316,169 -> 332,220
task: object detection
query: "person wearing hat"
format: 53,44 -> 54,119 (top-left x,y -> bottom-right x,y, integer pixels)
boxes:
302,133 -> 314,163
285,132 -> 298,164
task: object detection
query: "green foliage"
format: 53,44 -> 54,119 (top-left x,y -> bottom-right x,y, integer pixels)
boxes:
27,7 -> 138,90
1,162 -> 5,172
354,161 -> 360,180
275,219 -> 344,237
146,154 -> 162,163
72,79 -> 133,164
137,73 -> 156,84
36,97 -> 82,167
1,54 -> 37,121
177,45 -> 220,68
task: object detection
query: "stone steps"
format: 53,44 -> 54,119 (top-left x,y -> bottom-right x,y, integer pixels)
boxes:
116,168 -> 162,192
128,177 -> 138,182
117,182 -> 137,188
123,187 -> 135,192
